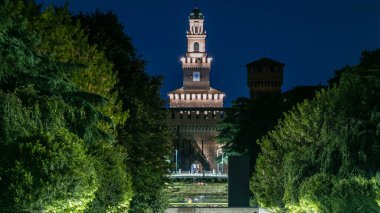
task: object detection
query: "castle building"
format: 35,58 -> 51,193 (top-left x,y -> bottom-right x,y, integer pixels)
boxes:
246,58 -> 284,100
168,7 -> 226,173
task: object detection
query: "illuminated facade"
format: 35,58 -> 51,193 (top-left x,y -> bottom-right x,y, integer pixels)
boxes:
168,7 -> 225,108
168,7 -> 226,173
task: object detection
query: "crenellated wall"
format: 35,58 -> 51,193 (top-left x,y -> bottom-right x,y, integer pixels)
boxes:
169,93 -> 224,108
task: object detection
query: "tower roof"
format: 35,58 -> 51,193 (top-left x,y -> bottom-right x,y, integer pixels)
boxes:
190,7 -> 204,19
246,57 -> 285,67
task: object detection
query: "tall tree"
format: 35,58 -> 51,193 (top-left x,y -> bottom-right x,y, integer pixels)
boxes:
31,6 -> 133,212
75,11 -> 172,213
252,50 -> 380,211
0,1 -> 134,212
218,87 -> 323,174
0,15 -> 98,212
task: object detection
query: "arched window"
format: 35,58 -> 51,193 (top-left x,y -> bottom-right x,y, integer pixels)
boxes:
194,42 -> 200,52
195,26 -> 198,33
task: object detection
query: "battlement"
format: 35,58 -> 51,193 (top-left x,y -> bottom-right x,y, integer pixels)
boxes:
168,108 -> 226,124
169,94 -> 224,108
181,57 -> 212,69
169,93 -> 224,101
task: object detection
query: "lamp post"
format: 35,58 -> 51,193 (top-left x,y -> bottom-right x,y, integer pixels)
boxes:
217,149 -> 223,174
221,151 -> 224,174
175,149 -> 178,173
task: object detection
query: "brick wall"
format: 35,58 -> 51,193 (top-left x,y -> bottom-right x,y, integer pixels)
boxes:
168,108 -> 227,172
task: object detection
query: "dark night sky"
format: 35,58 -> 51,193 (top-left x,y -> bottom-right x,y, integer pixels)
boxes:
37,0 -> 380,106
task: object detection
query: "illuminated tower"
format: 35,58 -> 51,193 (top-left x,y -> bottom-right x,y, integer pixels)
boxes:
168,7 -> 225,108
167,7 -> 227,173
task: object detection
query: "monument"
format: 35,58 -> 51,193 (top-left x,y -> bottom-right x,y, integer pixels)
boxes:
167,6 -> 227,173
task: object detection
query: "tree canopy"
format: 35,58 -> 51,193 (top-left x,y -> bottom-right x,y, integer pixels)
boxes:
0,14 -> 99,212
75,11 -> 172,213
251,49 -> 380,212
0,1 -> 168,212
0,3 -> 174,211
218,87 -> 323,173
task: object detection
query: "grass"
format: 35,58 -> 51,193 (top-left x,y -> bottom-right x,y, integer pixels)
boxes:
169,203 -> 228,208
165,180 -> 228,205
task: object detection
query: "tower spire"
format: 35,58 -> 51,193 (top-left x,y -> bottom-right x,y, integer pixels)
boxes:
195,0 -> 199,7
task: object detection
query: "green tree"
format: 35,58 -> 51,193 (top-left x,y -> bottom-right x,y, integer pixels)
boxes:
296,173 -> 380,213
218,87 -> 323,175
0,1 -> 134,211
252,49 -> 380,211
30,6 -> 133,211
0,16 -> 98,212
75,11 -> 172,212
32,6 -> 127,135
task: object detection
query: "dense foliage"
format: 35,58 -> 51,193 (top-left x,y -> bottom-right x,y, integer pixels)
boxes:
251,50 -> 380,212
0,15 -> 99,212
0,1 -> 171,212
218,88 -> 322,173
28,7 -> 133,211
75,11 -> 172,213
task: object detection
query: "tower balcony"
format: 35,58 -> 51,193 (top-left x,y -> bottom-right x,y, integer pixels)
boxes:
181,57 -> 212,69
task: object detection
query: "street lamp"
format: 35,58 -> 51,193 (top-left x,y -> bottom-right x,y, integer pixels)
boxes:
175,149 -> 178,173
217,149 -> 224,174
221,151 -> 224,174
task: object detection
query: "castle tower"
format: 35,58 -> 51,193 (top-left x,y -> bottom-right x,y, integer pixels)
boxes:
168,7 -> 225,108
247,57 -> 284,100
167,7 -> 226,173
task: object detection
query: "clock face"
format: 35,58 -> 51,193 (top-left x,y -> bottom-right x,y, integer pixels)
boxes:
193,72 -> 200,81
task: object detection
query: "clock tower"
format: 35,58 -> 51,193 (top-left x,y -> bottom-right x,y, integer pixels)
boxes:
167,7 -> 227,173
168,7 -> 225,108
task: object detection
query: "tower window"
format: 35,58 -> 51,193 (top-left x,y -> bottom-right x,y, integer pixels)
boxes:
195,26 -> 198,33
194,42 -> 200,52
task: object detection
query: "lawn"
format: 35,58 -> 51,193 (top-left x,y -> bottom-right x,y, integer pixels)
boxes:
166,180 -> 228,205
